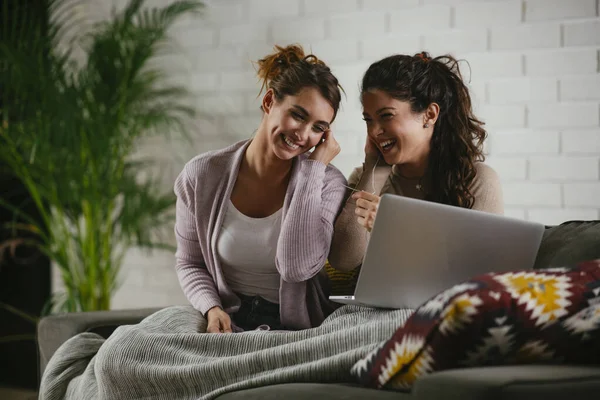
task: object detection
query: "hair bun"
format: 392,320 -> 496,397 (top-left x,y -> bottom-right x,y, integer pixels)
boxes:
257,44 -> 305,83
414,51 -> 432,63
256,44 -> 326,95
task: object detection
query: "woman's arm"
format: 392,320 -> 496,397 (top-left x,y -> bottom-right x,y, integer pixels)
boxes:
328,157 -> 392,271
275,160 -> 347,283
174,168 -> 222,316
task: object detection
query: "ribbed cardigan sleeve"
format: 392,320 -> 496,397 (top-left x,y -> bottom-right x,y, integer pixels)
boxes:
173,166 -> 222,316
275,159 -> 347,283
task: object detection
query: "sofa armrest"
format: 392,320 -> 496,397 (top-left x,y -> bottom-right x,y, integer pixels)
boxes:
37,307 -> 160,378
413,365 -> 600,400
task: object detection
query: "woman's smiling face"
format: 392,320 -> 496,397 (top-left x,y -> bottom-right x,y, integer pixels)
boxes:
263,87 -> 334,161
361,89 -> 433,166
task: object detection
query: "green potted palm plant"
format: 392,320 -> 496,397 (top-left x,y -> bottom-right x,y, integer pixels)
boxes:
0,0 -> 202,313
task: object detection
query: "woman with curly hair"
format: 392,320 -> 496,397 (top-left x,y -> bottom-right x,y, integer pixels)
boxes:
174,44 -> 346,332
328,52 -> 503,272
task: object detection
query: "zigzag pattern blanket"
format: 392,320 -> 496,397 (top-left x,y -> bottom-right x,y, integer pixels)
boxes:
39,305 -> 413,400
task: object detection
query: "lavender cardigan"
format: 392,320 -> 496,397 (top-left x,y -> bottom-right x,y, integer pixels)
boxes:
174,140 -> 347,329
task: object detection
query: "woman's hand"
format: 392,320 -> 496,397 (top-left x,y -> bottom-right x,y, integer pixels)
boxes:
206,306 -> 232,333
364,136 -> 380,160
364,136 -> 390,165
309,129 -> 341,165
352,191 -> 381,232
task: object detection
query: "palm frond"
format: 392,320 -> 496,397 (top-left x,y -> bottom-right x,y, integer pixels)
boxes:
1,0 -> 203,313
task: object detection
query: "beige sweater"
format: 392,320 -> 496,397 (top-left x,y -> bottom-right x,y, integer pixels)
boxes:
328,159 -> 504,272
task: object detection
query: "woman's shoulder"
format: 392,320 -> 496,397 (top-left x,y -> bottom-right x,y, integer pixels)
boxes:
181,140 -> 249,180
296,153 -> 348,185
470,161 -> 504,214
472,162 -> 500,187
324,162 -> 348,185
347,166 -> 364,186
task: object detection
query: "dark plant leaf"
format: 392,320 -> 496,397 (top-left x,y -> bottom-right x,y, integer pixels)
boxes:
0,0 -> 202,313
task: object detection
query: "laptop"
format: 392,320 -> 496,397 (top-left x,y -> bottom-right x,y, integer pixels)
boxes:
329,193 -> 545,309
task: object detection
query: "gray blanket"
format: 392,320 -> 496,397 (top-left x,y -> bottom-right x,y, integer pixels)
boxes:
39,305 -> 413,400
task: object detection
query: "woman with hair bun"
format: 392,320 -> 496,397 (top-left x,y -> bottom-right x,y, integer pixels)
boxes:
174,45 -> 347,332
329,52 -> 504,273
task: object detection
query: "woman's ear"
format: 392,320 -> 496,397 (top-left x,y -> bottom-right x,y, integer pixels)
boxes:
262,89 -> 275,115
424,102 -> 440,126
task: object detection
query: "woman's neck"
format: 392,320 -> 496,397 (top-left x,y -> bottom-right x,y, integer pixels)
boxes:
396,156 -> 429,180
243,128 -> 292,185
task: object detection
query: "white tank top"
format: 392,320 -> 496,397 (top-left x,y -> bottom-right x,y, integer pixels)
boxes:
216,200 -> 282,304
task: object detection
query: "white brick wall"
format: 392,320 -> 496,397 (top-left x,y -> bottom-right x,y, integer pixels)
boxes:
564,20 -> 600,45
361,34 -> 421,60
423,28 -> 488,54
486,156 -> 528,180
86,0 -> 600,309
303,0 -> 359,14
488,78 -> 558,103
503,183 -> 562,206
529,103 -> 599,128
330,11 -> 387,38
562,129 -> 600,153
564,183 -> 600,206
271,16 -> 326,42
454,0 -> 522,28
361,0 -> 420,10
560,75 -> 600,100
529,156 -> 600,180
248,0 -> 300,19
390,5 -> 452,31
480,105 -> 527,129
462,52 -> 524,79
525,49 -> 597,76
311,39 -> 360,63
490,23 -> 561,50
490,130 -> 560,154
525,0 -> 596,21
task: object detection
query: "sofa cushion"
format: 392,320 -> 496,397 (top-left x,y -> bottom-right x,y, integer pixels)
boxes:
215,383 -> 410,400
534,220 -> 600,269
413,365 -> 600,400
351,260 -> 600,390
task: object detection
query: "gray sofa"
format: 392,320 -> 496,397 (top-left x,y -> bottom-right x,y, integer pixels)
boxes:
37,221 -> 600,399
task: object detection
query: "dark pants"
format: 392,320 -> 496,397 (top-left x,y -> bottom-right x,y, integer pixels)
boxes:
232,293 -> 284,331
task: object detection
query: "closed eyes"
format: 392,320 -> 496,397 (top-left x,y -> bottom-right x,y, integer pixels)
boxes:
291,111 -> 326,133
362,113 -> 394,123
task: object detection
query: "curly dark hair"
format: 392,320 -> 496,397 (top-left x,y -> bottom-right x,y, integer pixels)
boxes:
361,51 -> 487,209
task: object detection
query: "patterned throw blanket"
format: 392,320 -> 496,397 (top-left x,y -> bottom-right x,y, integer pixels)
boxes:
39,305 -> 413,400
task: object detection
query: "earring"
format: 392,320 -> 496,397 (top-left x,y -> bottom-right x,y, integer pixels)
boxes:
423,123 -> 430,128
